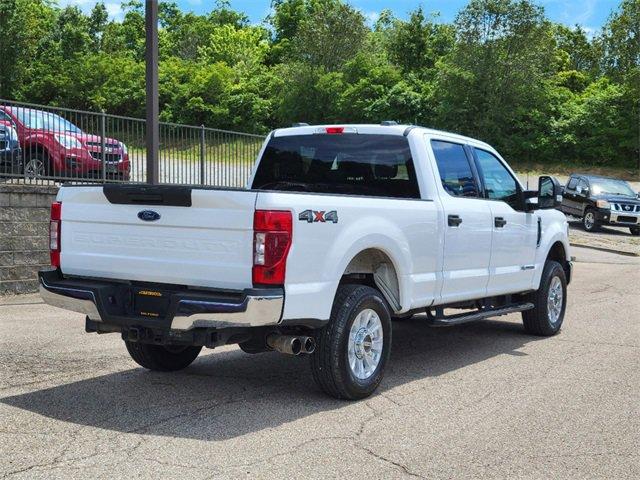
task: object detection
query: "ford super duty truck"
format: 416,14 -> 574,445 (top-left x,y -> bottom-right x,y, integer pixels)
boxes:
39,124 -> 571,400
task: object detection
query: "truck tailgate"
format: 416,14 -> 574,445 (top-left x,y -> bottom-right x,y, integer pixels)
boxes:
58,186 -> 257,290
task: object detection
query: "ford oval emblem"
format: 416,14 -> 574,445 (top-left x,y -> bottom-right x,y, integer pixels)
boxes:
138,210 -> 161,222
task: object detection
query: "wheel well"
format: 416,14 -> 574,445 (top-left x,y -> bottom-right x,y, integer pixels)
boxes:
547,241 -> 566,264
547,241 -> 570,281
340,249 -> 401,312
23,144 -> 49,160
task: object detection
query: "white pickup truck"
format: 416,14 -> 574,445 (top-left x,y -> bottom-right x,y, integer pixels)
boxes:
40,124 -> 571,399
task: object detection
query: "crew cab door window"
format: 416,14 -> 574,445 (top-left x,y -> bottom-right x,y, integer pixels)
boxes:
430,140 -> 479,197
474,149 -> 519,209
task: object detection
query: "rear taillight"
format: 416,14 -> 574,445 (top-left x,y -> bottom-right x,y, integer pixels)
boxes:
253,210 -> 292,286
50,202 -> 62,267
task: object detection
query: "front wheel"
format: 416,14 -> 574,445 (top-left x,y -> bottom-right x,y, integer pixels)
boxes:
522,260 -> 567,336
582,208 -> 599,232
630,227 -> 640,236
311,284 -> 392,400
23,151 -> 49,179
125,341 -> 202,372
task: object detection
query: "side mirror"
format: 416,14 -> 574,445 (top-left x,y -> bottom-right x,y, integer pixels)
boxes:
537,176 -> 562,209
576,185 -> 589,196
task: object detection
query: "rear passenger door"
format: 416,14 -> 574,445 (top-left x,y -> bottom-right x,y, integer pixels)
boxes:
430,140 -> 493,303
472,148 -> 537,296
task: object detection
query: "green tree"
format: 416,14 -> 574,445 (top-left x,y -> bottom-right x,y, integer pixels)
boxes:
287,0 -> 368,71
436,0 -> 558,161
200,25 -> 270,75
88,2 -> 109,52
382,8 -> 455,76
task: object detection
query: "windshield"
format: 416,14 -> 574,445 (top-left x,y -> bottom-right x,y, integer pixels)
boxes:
590,178 -> 636,197
252,134 -> 420,198
8,107 -> 81,133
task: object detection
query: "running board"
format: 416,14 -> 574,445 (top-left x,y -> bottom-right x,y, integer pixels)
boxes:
426,303 -> 534,327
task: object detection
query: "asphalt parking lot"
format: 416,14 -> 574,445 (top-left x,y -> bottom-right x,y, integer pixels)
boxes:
0,246 -> 638,479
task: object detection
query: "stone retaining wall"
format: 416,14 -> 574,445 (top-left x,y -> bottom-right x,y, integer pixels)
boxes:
0,184 -> 59,295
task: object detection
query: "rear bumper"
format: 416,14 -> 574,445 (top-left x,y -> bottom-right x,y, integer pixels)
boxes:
39,269 -> 283,331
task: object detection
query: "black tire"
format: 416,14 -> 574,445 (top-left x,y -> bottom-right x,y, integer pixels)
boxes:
582,208 -> 599,232
630,227 -> 640,236
311,284 -> 392,400
522,260 -> 567,336
23,150 -> 50,179
125,341 -> 202,372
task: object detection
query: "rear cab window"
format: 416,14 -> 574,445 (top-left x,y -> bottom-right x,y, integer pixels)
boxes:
251,133 -> 420,199
430,140 -> 479,198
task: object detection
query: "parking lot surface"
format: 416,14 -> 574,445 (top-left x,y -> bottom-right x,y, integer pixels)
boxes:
0,246 -> 638,479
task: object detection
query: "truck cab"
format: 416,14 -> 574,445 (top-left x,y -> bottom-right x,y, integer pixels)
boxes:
39,124 -> 571,399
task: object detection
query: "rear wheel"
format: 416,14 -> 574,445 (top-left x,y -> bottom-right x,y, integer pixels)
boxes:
582,208 -> 599,232
125,341 -> 202,372
522,260 -> 567,336
630,227 -> 640,236
311,284 -> 391,400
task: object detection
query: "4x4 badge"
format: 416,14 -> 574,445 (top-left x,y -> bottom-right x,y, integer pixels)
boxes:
299,210 -> 338,224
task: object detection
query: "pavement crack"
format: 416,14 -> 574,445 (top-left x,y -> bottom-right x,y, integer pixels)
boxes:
356,445 -> 426,479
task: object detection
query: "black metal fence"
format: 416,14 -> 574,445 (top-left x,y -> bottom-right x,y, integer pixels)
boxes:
0,99 -> 266,187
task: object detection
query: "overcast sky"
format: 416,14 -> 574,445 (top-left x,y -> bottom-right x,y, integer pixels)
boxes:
59,0 -> 620,35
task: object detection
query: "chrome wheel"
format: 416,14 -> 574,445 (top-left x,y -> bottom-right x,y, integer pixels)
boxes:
24,157 -> 45,178
584,211 -> 595,230
348,308 -> 383,380
547,276 -> 563,325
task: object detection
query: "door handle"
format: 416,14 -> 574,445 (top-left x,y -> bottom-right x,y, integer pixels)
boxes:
448,215 -> 462,227
494,217 -> 507,228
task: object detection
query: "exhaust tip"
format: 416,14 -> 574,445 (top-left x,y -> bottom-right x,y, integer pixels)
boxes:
302,337 -> 315,354
290,338 -> 302,355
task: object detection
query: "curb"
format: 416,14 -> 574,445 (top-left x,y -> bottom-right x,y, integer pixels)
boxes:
570,242 -> 640,257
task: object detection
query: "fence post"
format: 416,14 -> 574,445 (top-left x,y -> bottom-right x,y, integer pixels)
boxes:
101,110 -> 107,183
200,125 -> 206,186
145,0 -> 160,185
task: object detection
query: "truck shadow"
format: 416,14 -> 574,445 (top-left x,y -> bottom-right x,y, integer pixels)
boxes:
2,316 -> 541,441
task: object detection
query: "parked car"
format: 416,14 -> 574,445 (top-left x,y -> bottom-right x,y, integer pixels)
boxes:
560,174 -> 640,236
0,122 -> 22,175
39,124 -> 571,400
0,106 -> 130,180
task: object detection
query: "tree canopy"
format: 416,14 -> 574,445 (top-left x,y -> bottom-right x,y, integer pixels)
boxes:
0,0 -> 637,170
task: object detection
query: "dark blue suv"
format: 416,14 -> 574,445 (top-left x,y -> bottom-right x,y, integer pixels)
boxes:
0,123 -> 22,175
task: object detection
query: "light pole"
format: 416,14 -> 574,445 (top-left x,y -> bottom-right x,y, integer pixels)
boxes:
145,0 -> 159,184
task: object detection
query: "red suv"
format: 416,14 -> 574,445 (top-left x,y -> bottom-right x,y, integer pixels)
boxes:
0,106 -> 130,180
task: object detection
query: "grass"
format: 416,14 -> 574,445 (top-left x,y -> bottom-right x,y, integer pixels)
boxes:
128,140 -> 262,165
512,161 -> 639,182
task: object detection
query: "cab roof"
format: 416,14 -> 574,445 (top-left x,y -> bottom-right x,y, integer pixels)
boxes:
272,124 -> 493,150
